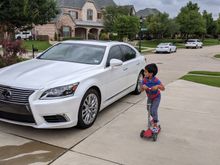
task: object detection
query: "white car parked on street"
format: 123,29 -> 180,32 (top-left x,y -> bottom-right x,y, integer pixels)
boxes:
185,39 -> 203,48
155,43 -> 177,53
0,41 -> 146,129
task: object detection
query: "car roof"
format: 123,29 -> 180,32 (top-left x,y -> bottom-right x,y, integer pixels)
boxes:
61,40 -> 128,47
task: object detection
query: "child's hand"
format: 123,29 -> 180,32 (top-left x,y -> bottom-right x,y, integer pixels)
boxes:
151,85 -> 158,91
142,85 -> 148,90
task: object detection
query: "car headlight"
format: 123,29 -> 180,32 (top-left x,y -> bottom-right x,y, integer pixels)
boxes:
40,83 -> 79,100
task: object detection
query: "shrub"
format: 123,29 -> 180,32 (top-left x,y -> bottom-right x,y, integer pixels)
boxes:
36,35 -> 49,41
0,40 -> 26,68
100,33 -> 109,40
54,32 -> 58,41
88,33 -> 96,40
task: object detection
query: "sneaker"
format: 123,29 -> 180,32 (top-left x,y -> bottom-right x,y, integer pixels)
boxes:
152,126 -> 159,133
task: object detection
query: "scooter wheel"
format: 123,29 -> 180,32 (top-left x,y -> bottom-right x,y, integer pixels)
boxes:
140,130 -> 145,138
152,133 -> 157,141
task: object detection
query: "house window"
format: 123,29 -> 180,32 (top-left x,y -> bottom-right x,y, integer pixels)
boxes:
69,11 -> 78,19
62,26 -> 71,38
97,13 -> 102,19
87,9 -> 93,20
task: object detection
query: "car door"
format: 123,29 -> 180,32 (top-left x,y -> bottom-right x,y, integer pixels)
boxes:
103,45 -> 128,102
120,45 -> 139,88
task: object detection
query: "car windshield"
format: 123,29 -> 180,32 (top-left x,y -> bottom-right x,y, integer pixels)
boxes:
38,43 -> 106,65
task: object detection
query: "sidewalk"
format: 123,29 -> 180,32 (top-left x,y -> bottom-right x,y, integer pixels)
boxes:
51,80 -> 220,165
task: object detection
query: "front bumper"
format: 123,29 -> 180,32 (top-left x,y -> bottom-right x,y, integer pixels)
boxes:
0,89 -> 82,129
155,48 -> 170,52
185,44 -> 197,47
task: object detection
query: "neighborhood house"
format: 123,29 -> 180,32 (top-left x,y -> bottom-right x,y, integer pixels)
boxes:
34,0 -> 116,40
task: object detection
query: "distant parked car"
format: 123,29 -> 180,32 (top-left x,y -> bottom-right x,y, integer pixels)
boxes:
185,39 -> 203,49
155,43 -> 177,53
15,31 -> 32,40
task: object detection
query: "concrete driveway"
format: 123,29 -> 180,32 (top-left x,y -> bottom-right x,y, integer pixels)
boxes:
0,46 -> 220,165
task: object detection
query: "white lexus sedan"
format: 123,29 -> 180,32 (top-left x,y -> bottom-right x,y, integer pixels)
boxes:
155,43 -> 177,53
0,41 -> 146,129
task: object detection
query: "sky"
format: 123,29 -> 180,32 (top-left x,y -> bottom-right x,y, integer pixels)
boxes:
113,0 -> 220,19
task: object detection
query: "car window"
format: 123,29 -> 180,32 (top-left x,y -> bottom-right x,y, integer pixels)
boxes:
106,45 -> 123,67
187,39 -> 196,42
120,45 -> 136,62
38,43 -> 106,65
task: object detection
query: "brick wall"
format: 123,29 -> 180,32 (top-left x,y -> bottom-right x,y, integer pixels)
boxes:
34,24 -> 56,40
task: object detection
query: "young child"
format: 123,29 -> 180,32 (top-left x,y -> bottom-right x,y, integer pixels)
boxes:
141,63 -> 165,130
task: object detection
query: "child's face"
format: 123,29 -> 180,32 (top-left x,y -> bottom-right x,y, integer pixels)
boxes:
144,70 -> 153,78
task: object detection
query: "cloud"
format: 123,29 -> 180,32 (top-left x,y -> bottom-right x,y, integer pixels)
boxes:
113,0 -> 220,19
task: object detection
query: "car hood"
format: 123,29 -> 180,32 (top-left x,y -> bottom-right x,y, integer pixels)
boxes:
0,59 -> 99,89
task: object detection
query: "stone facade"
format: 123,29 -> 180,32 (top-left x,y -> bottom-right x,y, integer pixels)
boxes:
34,0 -> 114,40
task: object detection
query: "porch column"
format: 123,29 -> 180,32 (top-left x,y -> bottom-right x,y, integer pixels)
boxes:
86,28 -> 90,40
97,29 -> 102,40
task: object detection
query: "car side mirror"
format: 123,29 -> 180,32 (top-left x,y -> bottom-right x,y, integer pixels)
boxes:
110,59 -> 123,67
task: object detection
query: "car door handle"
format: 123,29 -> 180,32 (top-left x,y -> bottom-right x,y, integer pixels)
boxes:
123,68 -> 128,71
136,62 -> 140,66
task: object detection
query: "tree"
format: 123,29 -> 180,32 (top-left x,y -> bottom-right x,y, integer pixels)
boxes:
176,1 -> 206,39
145,12 -> 172,39
216,14 -> 220,35
166,19 -> 180,38
103,6 -> 139,40
114,15 -> 139,41
202,10 -> 216,37
0,0 -> 59,39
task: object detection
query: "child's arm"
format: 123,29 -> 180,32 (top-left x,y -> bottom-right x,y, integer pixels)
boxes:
151,83 -> 165,91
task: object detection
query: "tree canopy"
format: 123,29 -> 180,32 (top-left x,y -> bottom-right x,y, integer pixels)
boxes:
176,1 -> 206,38
144,12 -> 174,39
103,6 -> 139,40
0,0 -> 59,33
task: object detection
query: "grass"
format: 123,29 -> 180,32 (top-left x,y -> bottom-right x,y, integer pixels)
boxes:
214,54 -> 220,58
203,39 -> 220,46
22,40 -> 51,52
181,71 -> 220,88
188,71 -> 220,76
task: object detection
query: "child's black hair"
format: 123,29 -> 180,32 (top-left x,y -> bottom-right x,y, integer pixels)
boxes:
145,63 -> 158,77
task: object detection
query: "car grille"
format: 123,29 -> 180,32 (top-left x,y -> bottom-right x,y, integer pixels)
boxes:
0,85 -> 35,104
0,85 -> 35,123
0,101 -> 35,123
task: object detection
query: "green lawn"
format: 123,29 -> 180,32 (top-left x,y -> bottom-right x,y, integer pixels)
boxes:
188,71 -> 220,76
181,71 -> 220,88
22,40 -> 51,52
214,54 -> 220,58
203,39 -> 220,46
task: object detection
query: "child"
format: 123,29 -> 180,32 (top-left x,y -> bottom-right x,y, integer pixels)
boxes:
141,63 -> 165,130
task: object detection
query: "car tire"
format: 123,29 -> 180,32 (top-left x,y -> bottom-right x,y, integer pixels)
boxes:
17,36 -> 21,40
77,88 -> 100,129
133,71 -> 144,95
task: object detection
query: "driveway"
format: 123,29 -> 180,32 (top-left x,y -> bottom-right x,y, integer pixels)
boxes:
0,46 -> 220,165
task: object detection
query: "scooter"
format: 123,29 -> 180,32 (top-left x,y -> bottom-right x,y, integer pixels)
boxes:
140,102 -> 161,141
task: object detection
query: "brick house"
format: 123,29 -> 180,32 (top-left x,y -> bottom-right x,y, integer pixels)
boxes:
34,0 -> 116,40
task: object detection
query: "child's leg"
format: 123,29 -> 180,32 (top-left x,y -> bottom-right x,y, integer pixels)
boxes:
150,95 -> 161,126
